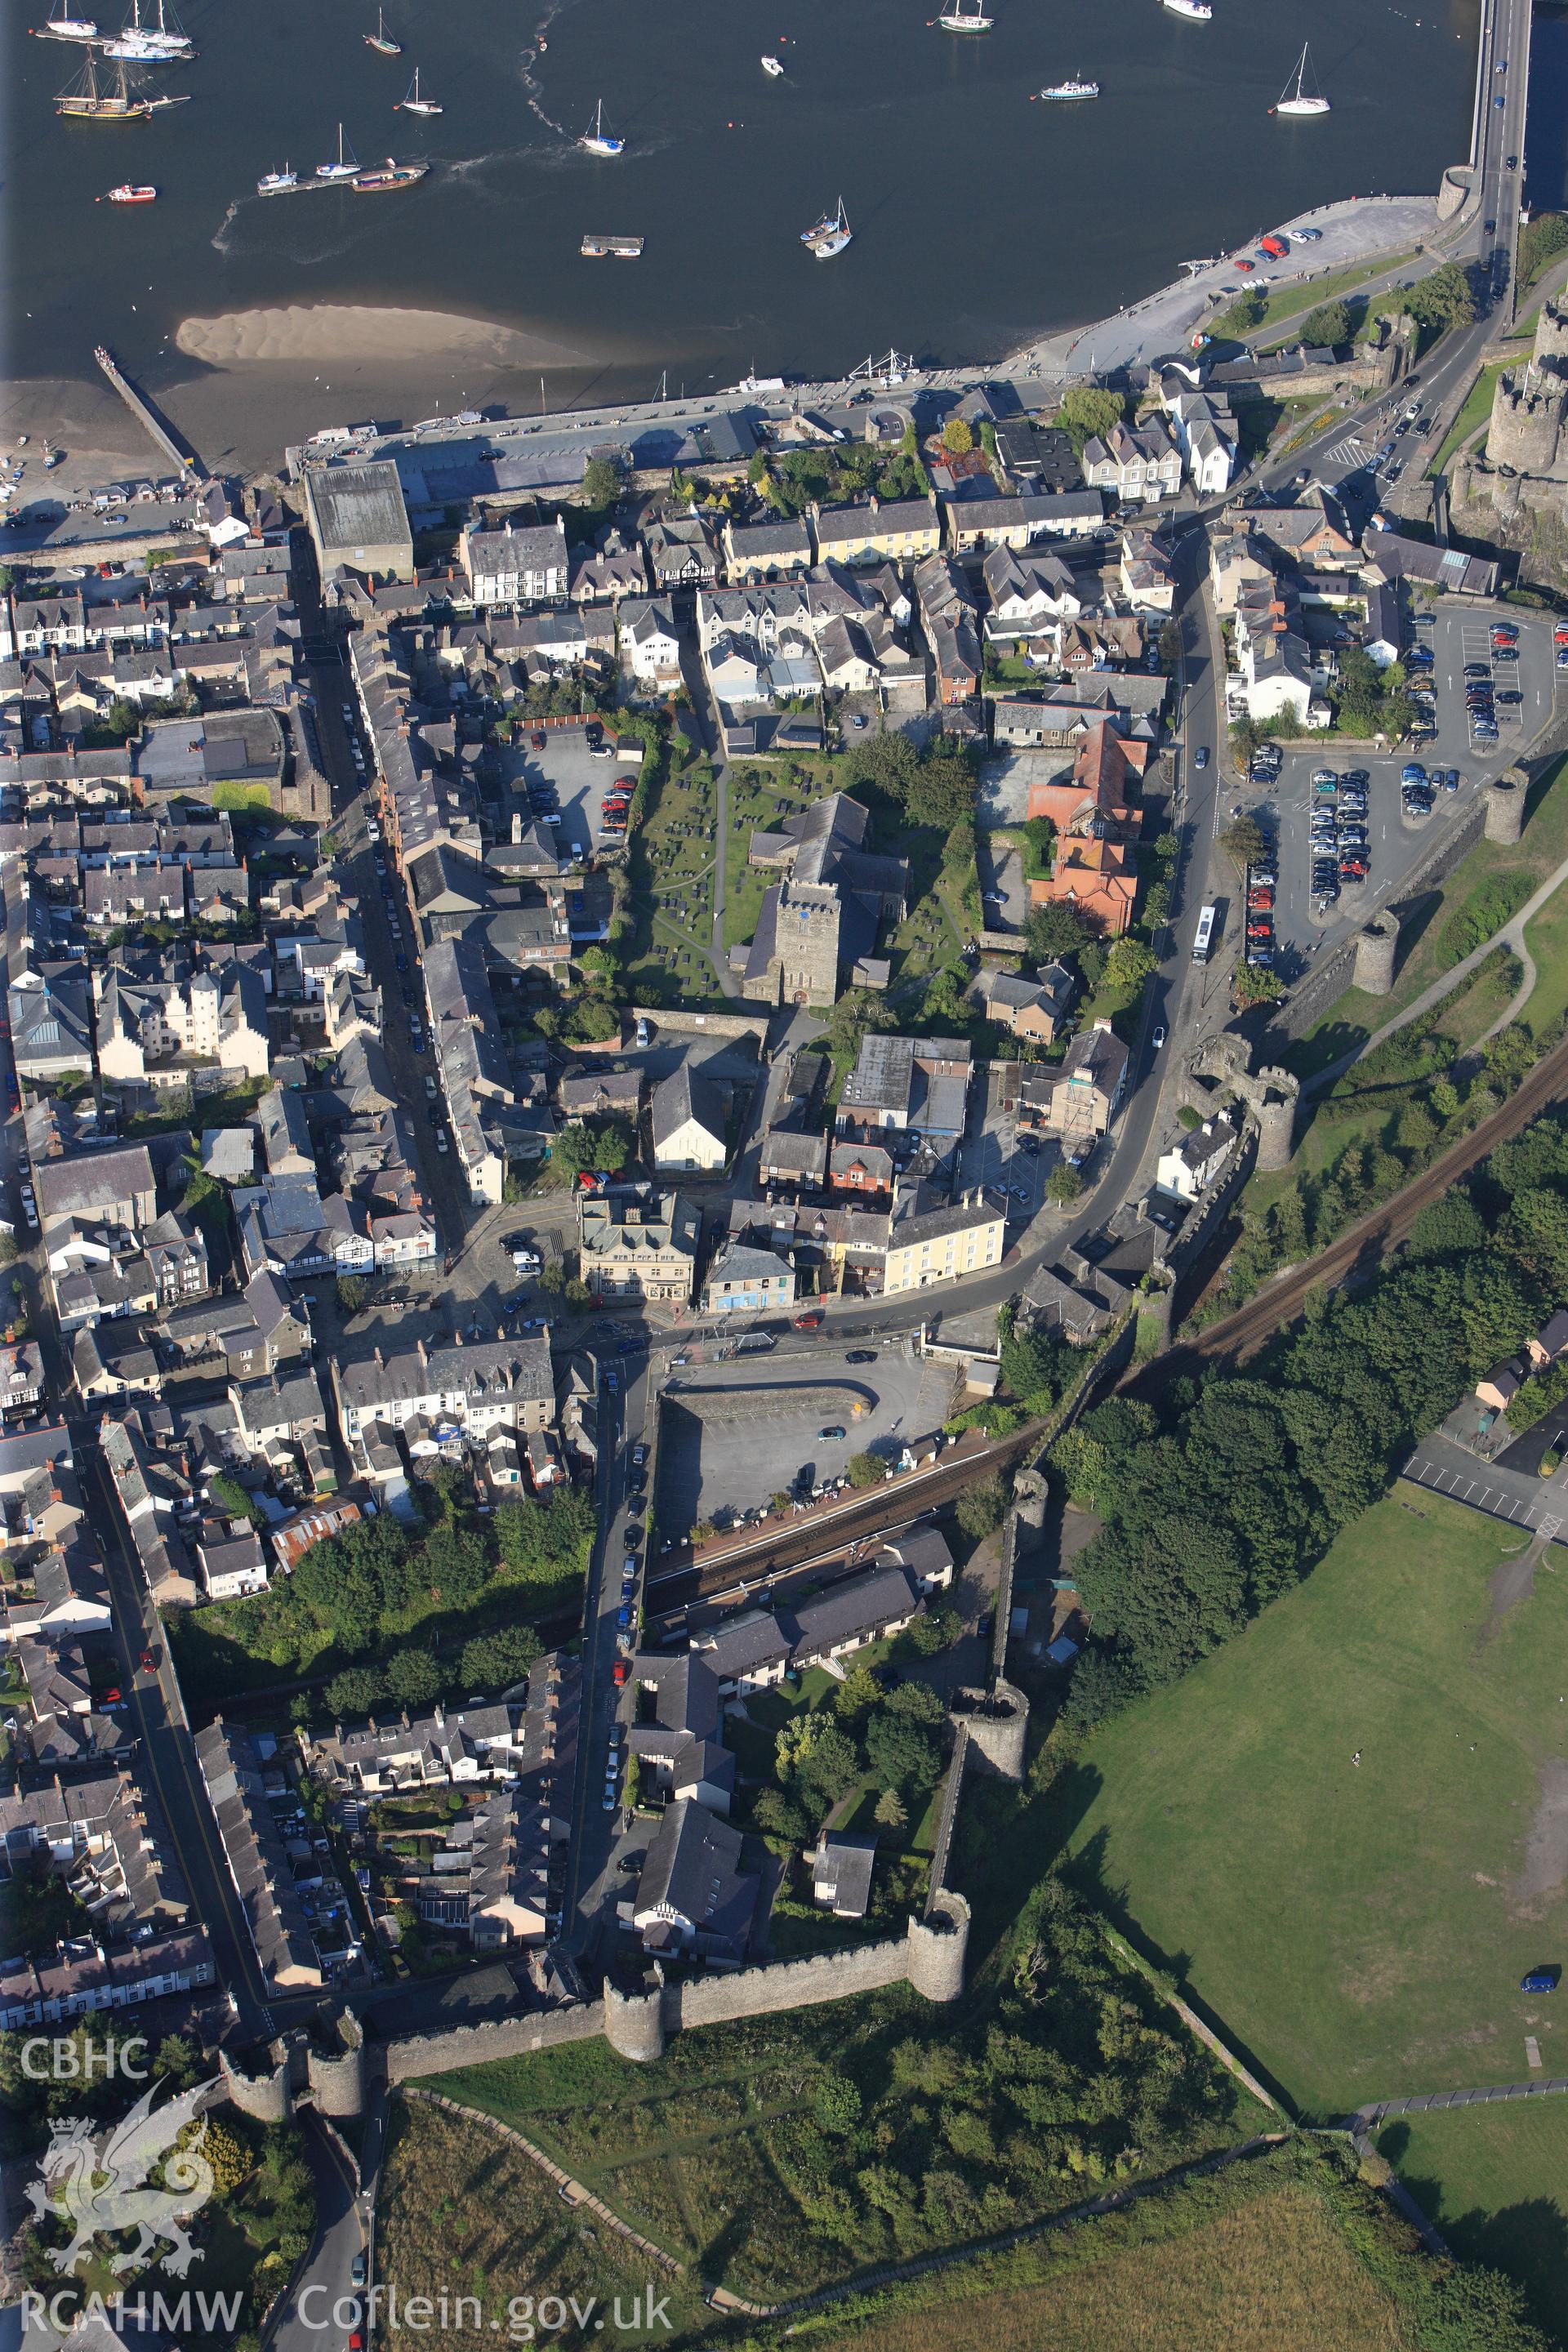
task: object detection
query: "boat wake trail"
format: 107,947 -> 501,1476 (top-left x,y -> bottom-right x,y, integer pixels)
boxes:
210,199 -> 238,253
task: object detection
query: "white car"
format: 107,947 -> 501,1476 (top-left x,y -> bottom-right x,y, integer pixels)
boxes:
1152,1026 -> 1167,1051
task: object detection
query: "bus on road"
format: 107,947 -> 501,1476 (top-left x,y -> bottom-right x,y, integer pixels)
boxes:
1192,903 -> 1217,964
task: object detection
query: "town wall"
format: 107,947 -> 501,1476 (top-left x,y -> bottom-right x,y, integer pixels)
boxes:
385,2001 -> 607,2086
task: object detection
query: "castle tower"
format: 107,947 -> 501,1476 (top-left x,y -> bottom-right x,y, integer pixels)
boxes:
1489,304 -> 1568,480
905,1891 -> 970,2003
1254,1067 -> 1301,1174
1486,773 -> 1526,844
603,1977 -> 667,2063
306,2012 -> 367,2118
1353,912 -> 1400,997
962,1678 -> 1030,1783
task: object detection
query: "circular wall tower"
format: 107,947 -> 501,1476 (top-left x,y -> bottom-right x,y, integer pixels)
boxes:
1353,912 -> 1400,997
603,1978 -> 667,2063
905,1891 -> 970,2003
1486,774 -> 1526,845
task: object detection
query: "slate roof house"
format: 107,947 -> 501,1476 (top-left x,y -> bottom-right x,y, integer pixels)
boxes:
631,1797 -> 757,1964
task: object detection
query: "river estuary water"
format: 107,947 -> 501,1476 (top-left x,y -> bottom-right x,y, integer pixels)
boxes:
0,0 -> 1538,429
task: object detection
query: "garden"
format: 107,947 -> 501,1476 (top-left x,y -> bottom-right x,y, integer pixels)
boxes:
169,1474 -> 594,1708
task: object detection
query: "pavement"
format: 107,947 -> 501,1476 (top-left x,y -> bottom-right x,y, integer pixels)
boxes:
1397,1437 -> 1568,1544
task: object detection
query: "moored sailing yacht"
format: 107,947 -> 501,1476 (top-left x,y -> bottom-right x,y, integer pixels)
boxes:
33,6 -> 99,41
397,68 -> 442,115
937,0 -> 993,29
364,8 -> 401,55
104,0 -> 192,58
801,196 -> 851,258
578,100 -> 625,157
257,164 -> 298,194
354,155 -> 429,190
317,125 -> 360,179
56,51 -> 188,114
1272,42 -> 1330,115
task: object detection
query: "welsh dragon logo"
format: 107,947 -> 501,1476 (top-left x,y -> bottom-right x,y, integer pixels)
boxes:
27,2080 -> 219,2278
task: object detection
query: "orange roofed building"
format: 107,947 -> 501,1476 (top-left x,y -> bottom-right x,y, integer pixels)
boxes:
1023,718 -> 1146,935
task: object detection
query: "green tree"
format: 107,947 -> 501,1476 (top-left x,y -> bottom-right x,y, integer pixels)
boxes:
1024,901 -> 1094,964
795,1723 -> 862,1809
825,986 -> 897,1062
1046,1160 -> 1085,1205
865,1708 -> 941,1796
581,455 -> 622,509
1104,935 -> 1156,993
385,1648 -> 444,1709
1404,260 -> 1475,334
845,1450 -> 883,1489
211,1473 -> 261,1525
1220,815 -> 1267,873
905,747 -> 978,828
873,1787 -> 907,1830
941,415 -> 973,456
1232,963 -> 1283,1007
954,1475 -> 1009,1543
813,2073 -> 863,2133
324,1665 -> 389,1718
336,1274 -> 368,1315
1297,299 -> 1352,347
834,1664 -> 882,1722
458,1625 -> 543,1690
1057,386 -> 1125,455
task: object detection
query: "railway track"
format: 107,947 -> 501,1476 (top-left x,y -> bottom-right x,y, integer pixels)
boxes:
649,1424 -> 1049,1619
1126,1020 -> 1568,1392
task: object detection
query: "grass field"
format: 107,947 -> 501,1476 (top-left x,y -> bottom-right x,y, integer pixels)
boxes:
1374,2101 -> 1568,2344
1251,252 -> 1420,349
1055,1489 -> 1568,2115
1431,363 -> 1508,474
376,2096 -> 707,2339
818,2179 -> 1421,2352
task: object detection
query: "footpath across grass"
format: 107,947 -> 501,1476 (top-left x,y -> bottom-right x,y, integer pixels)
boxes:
1054,1488 -> 1568,2116
1374,2101 -> 1568,2345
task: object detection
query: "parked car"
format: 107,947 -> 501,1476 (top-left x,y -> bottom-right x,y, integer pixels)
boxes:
846,1349 -> 876,1363
817,1425 -> 846,1441
1193,745 -> 1209,769
794,1310 -> 824,1330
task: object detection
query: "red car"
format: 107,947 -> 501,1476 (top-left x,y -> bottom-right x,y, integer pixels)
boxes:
1247,889 -> 1274,911
139,1646 -> 157,1673
794,1310 -> 824,1330
612,1659 -> 629,1686
1233,258 -> 1255,273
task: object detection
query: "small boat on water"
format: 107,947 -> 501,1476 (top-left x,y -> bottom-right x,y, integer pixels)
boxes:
1272,42 -> 1330,115
761,53 -> 783,75
1035,77 -> 1099,99
801,196 -> 851,258
581,233 -> 643,257
354,156 -> 429,190
937,0 -> 992,30
101,182 -> 158,202
33,7 -> 99,41
364,7 -> 400,55
397,68 -> 442,115
578,100 -> 625,157
257,164 -> 298,194
317,124 -> 360,179
1161,0 -> 1212,18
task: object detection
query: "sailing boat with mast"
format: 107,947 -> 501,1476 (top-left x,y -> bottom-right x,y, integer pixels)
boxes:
937,0 -> 994,32
397,67 -> 442,115
316,124 -> 360,180
578,100 -> 625,157
800,196 -> 851,259
104,0 -> 192,59
364,9 -> 401,56
32,5 -> 100,43
56,49 -> 189,114
1271,42 -> 1330,115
